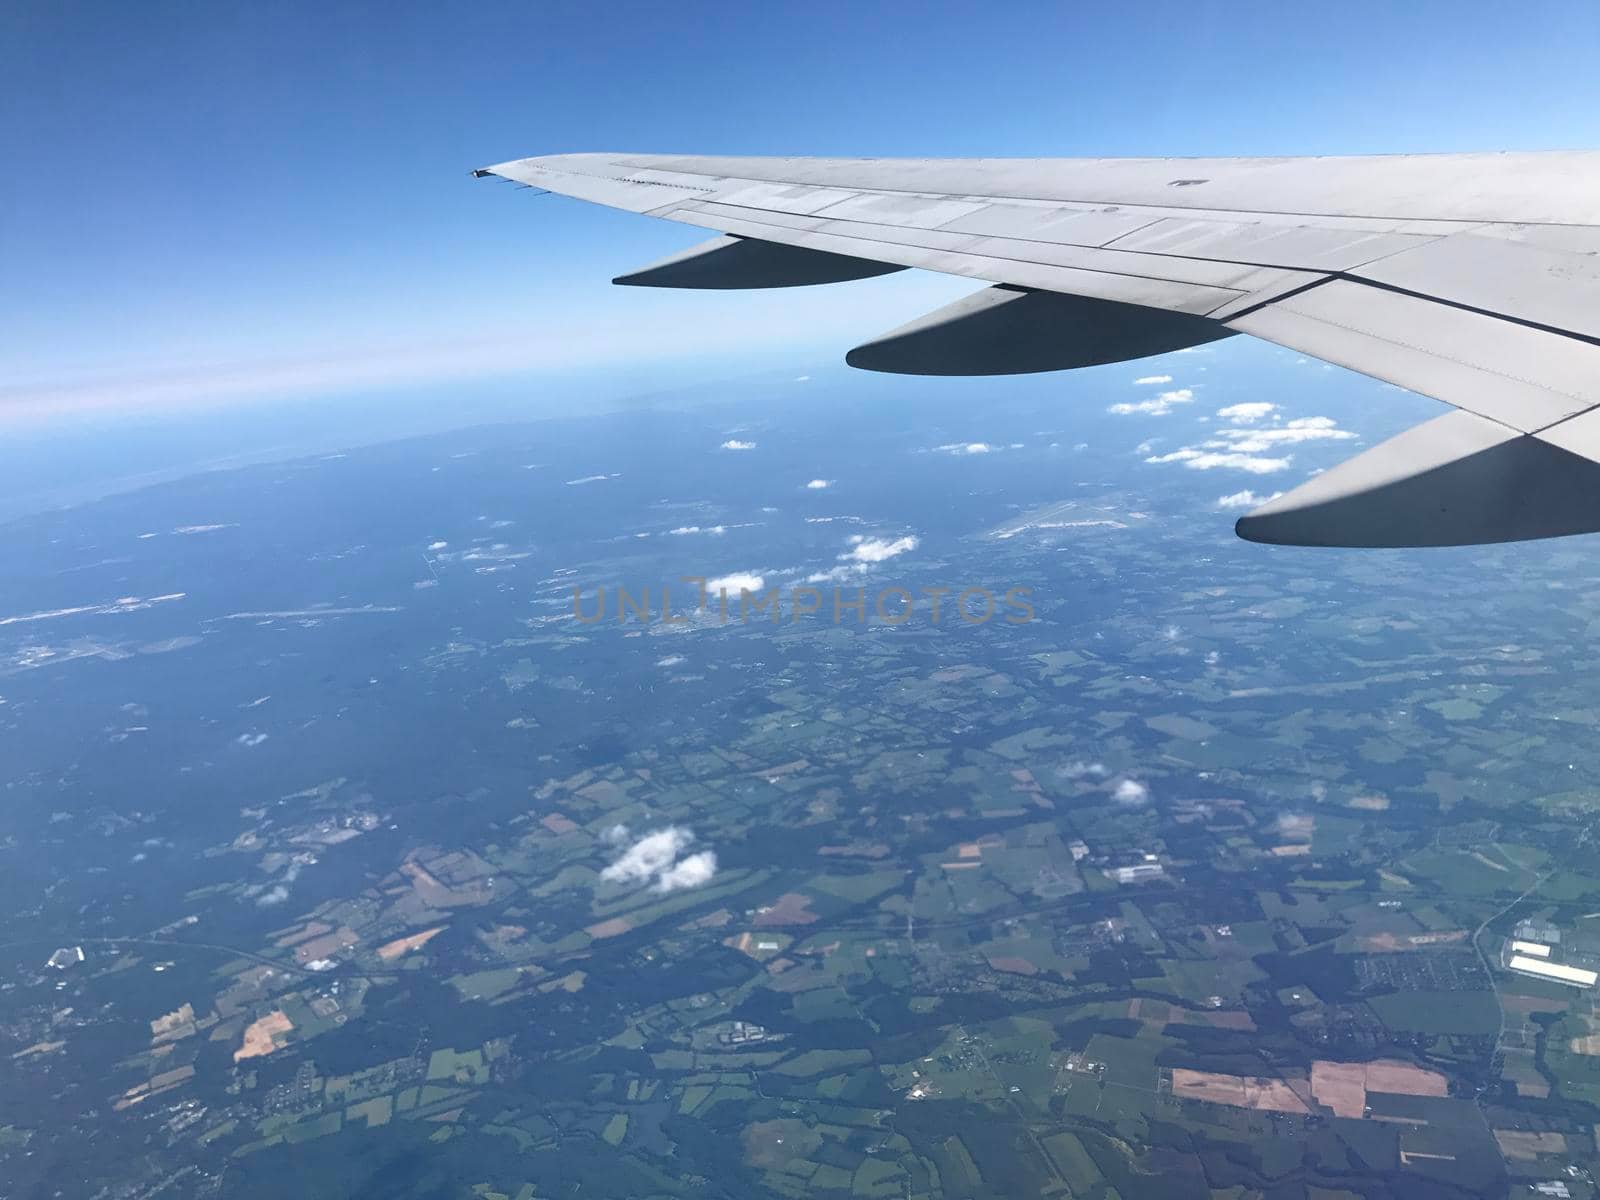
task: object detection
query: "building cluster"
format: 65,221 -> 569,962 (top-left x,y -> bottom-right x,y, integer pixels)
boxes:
718,1021 -> 768,1046
1104,854 -> 1165,885
46,946 -> 84,971
1503,921 -> 1598,989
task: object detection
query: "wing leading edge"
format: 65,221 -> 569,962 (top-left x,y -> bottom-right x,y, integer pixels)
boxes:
477,151 -> 1600,546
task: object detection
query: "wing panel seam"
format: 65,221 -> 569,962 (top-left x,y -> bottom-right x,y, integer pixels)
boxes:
691,195 -> 1442,284
663,206 -> 1245,303
1243,296 -> 1594,422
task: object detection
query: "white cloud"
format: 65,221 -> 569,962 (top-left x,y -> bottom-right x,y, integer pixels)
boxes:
1134,374 -> 1173,385
1059,760 -> 1107,779
601,827 -> 693,884
1276,811 -> 1312,837
249,859 -> 309,907
1215,489 -> 1281,510
655,850 -> 718,892
565,473 -> 619,486
804,565 -> 856,584
934,442 -> 996,455
1206,416 -> 1355,453
427,540 -> 449,551
707,572 -> 765,595
1216,402 -> 1275,423
669,525 -> 726,536
1145,449 -> 1292,475
846,534 -> 918,564
1113,779 -> 1149,806
655,655 -> 685,669
600,827 -> 717,893
805,479 -> 831,490
720,439 -> 756,451
1145,414 -> 1352,477
807,533 -> 920,583
602,823 -> 632,845
1108,388 -> 1194,416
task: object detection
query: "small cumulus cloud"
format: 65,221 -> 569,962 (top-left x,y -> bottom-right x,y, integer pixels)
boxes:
1215,402 -> 1275,423
720,439 -> 756,451
1215,489 -> 1281,510
808,533 -> 919,583
934,442 -> 997,455
707,571 -> 766,595
805,479 -> 831,490
1108,389 -> 1194,416
600,827 -> 717,893
1113,779 -> 1150,806
1205,416 -> 1355,453
846,534 -> 918,564
253,858 -> 310,907
1276,812 -> 1314,840
1144,410 -> 1354,476
601,827 -> 691,883
1145,449 -> 1291,475
1134,374 -> 1173,385
1058,760 -> 1108,780
804,565 -> 856,584
656,851 -> 718,892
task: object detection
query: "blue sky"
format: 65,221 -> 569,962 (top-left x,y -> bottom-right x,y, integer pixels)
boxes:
5,0 -> 1600,432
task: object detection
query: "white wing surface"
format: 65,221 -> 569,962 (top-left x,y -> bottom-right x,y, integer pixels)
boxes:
477,152 -> 1600,546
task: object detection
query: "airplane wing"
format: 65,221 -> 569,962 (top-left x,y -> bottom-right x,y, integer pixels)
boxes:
475,152 -> 1600,547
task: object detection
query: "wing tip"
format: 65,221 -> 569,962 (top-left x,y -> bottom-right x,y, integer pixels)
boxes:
1232,515 -> 1265,544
